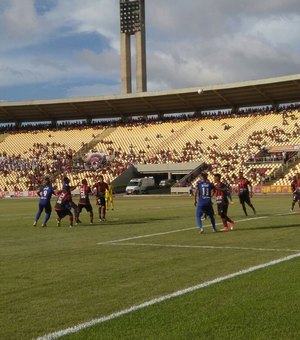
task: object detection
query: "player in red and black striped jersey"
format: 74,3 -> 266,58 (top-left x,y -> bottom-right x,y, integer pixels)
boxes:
214,173 -> 235,231
55,189 -> 74,227
77,179 -> 93,224
92,175 -> 109,222
62,176 -> 80,223
237,171 -> 256,216
290,174 -> 300,211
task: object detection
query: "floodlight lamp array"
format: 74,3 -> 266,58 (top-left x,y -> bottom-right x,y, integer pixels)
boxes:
120,0 -> 141,34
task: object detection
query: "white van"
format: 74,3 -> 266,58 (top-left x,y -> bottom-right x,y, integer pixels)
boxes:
125,177 -> 155,194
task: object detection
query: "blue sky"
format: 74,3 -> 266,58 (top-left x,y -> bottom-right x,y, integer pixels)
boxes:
0,0 -> 300,101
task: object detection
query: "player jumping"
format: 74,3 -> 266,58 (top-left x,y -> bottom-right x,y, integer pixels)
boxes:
62,176 -> 80,224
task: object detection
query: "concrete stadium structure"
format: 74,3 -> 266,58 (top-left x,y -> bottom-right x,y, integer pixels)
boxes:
0,73 -> 300,124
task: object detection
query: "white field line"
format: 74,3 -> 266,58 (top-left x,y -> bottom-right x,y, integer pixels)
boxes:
97,215 -> 268,245
109,242 -> 300,253
97,216 -> 268,244
97,211 -> 297,246
1,213 -> 32,218
37,252 -> 300,340
275,212 -> 297,216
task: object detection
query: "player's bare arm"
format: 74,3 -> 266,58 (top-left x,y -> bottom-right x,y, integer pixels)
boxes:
194,188 -> 198,206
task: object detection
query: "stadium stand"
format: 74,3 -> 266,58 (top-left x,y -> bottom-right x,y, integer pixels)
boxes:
0,107 -> 300,191
0,125 -> 103,190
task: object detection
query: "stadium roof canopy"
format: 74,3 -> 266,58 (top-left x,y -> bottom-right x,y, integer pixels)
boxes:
1,73 -> 300,123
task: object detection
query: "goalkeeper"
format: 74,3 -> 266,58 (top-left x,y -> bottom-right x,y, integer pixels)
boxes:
105,179 -> 114,211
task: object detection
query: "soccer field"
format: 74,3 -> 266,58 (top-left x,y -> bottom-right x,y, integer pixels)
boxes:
1,195 -> 300,340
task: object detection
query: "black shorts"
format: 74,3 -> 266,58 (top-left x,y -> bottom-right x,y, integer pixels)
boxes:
40,202 -> 52,214
56,209 -> 72,219
96,197 -> 106,206
78,203 -> 93,213
70,201 -> 78,209
292,191 -> 300,202
217,203 -> 229,218
239,192 -> 251,205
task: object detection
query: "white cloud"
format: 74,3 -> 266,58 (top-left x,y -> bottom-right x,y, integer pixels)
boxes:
245,15 -> 300,48
44,0 -> 120,49
66,83 -> 120,98
0,0 -> 48,51
0,54 -> 100,87
1,0 -> 300,99
0,56 -> 65,86
76,49 -> 119,74
144,1 -> 300,88
1,0 -> 39,37
0,1 -> 59,51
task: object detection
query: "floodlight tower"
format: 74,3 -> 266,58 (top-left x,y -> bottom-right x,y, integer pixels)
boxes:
120,0 -> 147,94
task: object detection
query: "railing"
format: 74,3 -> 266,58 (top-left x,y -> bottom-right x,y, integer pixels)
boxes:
74,127 -> 116,160
216,115 -> 262,152
148,120 -> 195,157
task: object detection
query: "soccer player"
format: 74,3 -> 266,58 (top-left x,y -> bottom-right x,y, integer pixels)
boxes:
290,174 -> 300,211
55,188 -> 74,227
214,173 -> 235,231
33,177 -> 55,227
62,176 -> 80,223
194,173 -> 216,233
105,179 -> 114,211
77,179 -> 93,224
237,171 -> 256,216
93,175 -> 109,222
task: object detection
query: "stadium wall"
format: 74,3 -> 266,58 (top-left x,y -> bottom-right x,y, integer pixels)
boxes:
0,185 -> 292,198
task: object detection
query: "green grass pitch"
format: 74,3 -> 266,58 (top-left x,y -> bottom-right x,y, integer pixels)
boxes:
0,195 -> 300,339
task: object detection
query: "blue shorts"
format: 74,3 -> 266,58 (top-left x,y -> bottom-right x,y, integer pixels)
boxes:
197,204 -> 214,217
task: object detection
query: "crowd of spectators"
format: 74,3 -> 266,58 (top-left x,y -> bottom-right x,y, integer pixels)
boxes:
1,104 -> 300,190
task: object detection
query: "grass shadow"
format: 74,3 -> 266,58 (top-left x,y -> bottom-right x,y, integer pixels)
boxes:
82,215 -> 181,227
236,223 -> 300,231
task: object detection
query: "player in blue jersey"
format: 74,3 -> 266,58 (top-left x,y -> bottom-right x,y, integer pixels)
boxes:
194,173 -> 216,233
33,177 -> 56,227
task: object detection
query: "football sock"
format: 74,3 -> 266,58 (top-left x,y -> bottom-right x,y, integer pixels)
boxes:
35,209 -> 42,222
210,214 -> 216,230
44,212 -> 51,224
196,213 -> 203,229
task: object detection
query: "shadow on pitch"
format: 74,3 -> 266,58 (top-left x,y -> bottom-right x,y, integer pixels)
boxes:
91,215 -> 181,226
236,223 -> 300,231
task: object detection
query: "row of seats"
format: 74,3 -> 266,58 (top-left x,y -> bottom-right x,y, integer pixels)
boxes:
0,111 -> 299,190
